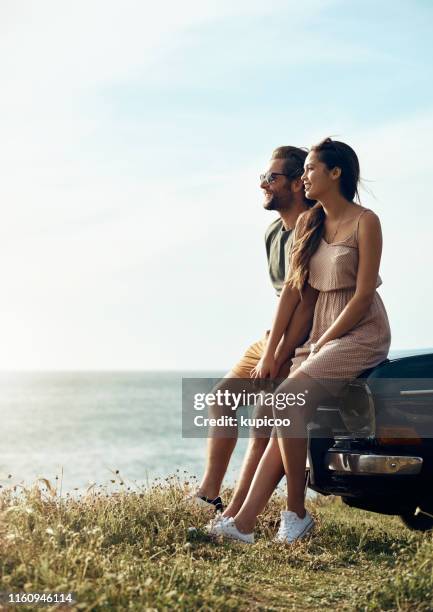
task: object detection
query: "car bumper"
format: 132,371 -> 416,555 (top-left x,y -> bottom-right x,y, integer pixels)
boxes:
325,452 -> 423,475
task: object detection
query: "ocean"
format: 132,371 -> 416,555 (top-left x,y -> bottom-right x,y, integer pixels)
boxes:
1,349 -> 431,494
0,370 -> 246,494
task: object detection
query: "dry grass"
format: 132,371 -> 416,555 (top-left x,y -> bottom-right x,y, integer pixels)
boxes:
0,474 -> 432,611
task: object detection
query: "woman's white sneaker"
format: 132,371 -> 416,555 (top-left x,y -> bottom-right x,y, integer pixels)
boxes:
205,514 -> 229,535
210,517 -> 254,544
274,510 -> 314,544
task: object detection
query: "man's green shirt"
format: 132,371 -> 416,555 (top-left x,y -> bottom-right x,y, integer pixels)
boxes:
265,217 -> 293,297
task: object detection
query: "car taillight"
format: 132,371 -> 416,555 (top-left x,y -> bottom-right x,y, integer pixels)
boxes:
376,426 -> 422,446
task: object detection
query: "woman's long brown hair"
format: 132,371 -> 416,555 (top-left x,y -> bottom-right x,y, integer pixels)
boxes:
286,204 -> 325,292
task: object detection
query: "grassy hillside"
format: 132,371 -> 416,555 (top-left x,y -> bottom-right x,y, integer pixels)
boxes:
0,475 -> 432,611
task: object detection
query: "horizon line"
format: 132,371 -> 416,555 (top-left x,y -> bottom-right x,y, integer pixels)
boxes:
0,347 -> 432,374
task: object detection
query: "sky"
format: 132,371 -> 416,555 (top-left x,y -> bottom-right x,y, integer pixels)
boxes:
1,0 -> 432,370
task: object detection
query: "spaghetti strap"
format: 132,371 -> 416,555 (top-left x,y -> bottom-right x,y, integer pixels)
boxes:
355,208 -> 372,242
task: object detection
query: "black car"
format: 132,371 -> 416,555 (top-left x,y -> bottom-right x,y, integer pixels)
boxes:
307,351 -> 433,531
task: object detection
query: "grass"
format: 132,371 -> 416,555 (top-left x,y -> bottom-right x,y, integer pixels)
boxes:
0,473 -> 432,611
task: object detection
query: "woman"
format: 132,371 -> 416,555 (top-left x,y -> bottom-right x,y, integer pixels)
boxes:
210,138 -> 391,544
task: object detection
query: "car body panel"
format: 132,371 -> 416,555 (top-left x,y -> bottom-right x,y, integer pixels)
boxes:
307,353 -> 433,518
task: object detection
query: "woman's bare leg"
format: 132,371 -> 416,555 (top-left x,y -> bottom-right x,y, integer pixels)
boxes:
231,436 -> 285,533
275,372 -> 331,518
222,436 -> 270,517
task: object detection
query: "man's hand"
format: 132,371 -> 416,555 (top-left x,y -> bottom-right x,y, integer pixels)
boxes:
250,354 -> 278,380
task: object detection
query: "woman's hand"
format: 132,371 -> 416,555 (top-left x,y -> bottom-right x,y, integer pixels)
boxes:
251,353 -> 278,380
309,341 -> 323,355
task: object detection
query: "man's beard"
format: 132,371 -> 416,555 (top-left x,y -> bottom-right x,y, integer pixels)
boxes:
263,192 -> 293,211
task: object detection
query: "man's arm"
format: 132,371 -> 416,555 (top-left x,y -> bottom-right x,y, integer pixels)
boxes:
274,283 -> 318,377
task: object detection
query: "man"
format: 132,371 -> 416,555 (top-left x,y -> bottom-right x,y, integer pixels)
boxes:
193,146 -> 317,517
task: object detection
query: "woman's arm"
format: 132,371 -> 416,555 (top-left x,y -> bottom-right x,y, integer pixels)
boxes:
274,283 -> 318,372
250,283 -> 303,379
314,211 -> 382,350
266,283 -> 303,356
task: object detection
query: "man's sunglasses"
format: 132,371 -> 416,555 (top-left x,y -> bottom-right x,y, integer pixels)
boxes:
259,171 -> 297,184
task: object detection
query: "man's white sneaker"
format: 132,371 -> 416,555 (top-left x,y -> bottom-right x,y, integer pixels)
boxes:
210,517 -> 254,544
274,510 -> 314,544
